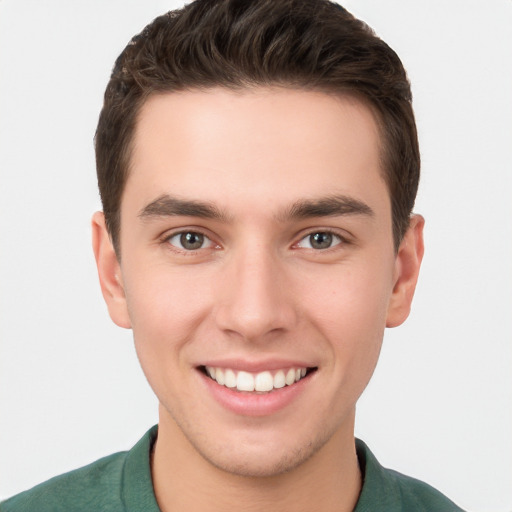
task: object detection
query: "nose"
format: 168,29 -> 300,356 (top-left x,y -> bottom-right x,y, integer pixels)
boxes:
214,243 -> 298,342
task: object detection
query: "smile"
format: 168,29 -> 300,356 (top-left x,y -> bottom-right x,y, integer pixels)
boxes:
203,366 -> 312,393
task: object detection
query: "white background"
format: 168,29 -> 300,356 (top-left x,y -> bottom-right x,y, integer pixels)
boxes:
1,1 -> 511,510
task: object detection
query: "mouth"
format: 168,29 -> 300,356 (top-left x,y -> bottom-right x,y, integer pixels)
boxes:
199,365 -> 318,393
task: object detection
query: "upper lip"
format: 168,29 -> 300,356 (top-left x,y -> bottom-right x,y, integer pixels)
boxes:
196,358 -> 318,373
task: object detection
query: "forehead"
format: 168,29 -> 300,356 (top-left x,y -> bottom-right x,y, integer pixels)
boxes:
125,87 -> 388,217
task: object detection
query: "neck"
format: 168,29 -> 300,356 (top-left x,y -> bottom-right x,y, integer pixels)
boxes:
151,408 -> 362,512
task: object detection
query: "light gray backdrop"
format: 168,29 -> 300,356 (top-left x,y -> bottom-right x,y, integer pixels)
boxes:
1,1 -> 511,511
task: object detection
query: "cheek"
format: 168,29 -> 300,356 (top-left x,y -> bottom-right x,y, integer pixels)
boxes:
308,257 -> 392,324
306,261 -> 393,370
124,260 -> 212,325
122,264 -> 214,372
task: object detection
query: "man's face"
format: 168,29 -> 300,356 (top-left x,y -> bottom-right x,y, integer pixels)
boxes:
96,88 -> 421,477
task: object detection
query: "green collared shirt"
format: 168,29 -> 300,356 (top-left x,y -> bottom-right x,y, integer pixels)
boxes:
1,426 -> 465,511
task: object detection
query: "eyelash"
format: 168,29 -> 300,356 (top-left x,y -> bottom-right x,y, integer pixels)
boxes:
161,227 -> 349,255
294,229 -> 347,251
162,229 -> 217,254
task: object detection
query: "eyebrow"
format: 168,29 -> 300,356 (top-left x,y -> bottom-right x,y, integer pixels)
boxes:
281,195 -> 375,221
138,193 -> 374,223
138,195 -> 229,221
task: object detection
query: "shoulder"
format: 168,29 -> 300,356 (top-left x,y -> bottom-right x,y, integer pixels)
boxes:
0,451 -> 127,512
385,467 -> 465,511
1,426 -> 159,512
355,438 -> 466,512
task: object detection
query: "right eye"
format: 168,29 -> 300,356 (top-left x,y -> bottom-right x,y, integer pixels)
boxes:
166,231 -> 214,251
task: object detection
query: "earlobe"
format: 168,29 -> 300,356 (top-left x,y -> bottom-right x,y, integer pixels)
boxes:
91,212 -> 131,329
386,214 -> 425,328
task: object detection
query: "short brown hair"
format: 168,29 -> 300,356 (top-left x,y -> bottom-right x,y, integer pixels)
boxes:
95,0 -> 419,253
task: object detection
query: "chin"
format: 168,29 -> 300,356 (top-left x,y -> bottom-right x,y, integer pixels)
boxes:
190,424 -> 335,478
204,446 -> 313,478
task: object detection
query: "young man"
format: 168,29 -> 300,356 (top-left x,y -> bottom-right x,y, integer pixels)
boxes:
2,0 -> 465,510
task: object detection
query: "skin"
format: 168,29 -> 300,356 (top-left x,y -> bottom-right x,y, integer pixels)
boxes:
92,88 -> 424,512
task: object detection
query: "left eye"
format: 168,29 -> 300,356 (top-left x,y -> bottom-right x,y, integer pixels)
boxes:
296,231 -> 342,250
167,231 -> 214,251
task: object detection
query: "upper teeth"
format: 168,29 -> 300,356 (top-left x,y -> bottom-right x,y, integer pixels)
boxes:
205,366 -> 308,392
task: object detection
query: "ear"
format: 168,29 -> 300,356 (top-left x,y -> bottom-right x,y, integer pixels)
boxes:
386,214 -> 425,328
91,212 -> 131,329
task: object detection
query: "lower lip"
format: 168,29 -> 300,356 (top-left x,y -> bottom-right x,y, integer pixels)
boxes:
199,370 -> 314,417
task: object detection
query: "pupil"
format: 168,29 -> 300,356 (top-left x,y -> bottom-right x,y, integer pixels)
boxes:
310,232 -> 332,249
181,232 -> 204,250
